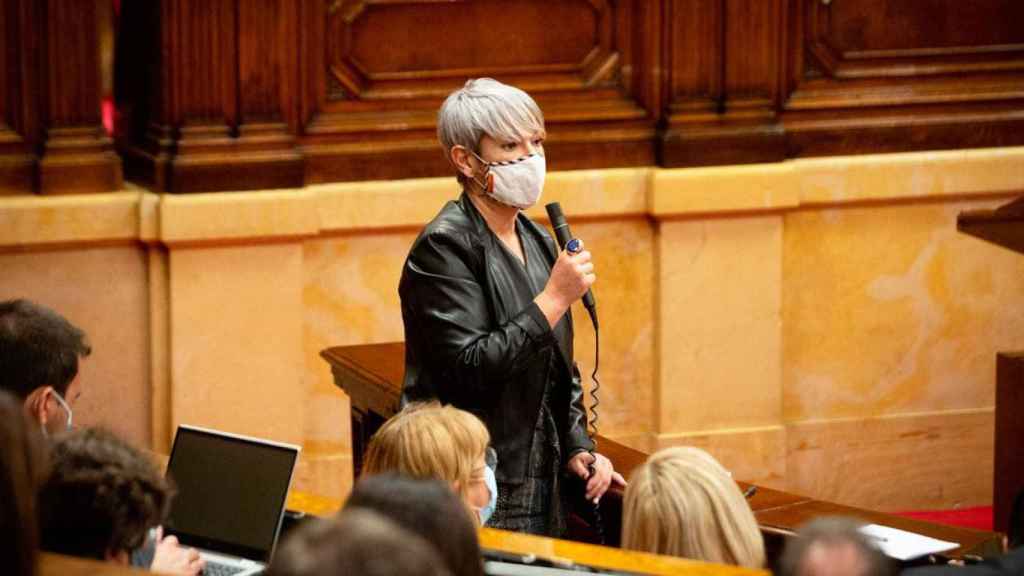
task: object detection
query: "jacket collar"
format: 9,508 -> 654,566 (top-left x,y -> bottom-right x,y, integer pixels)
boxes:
457,190 -> 491,237
458,191 -> 558,264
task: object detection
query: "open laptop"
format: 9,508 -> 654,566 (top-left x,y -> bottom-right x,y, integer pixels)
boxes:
163,425 -> 300,576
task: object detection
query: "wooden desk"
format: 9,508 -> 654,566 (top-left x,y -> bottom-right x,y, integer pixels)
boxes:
322,342 -> 1005,561
39,552 -> 149,576
755,500 -> 1002,558
477,528 -> 766,576
958,196 -> 1024,255
285,489 -> 767,576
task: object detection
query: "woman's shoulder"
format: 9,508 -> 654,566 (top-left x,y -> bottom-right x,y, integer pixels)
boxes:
406,197 -> 483,266
422,197 -> 477,237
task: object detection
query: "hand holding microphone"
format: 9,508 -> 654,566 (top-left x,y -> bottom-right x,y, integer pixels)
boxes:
545,202 -> 598,329
547,239 -> 595,307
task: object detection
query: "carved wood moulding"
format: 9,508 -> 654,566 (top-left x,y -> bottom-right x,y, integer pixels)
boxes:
0,0 -> 120,195
301,0 -> 657,183
2,0 -> 1017,192
781,0 -> 1024,158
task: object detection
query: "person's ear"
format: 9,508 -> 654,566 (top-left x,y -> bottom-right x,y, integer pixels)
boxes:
23,387 -> 50,427
450,146 -> 476,180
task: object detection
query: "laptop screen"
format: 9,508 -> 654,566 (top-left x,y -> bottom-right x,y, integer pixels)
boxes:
164,426 -> 299,562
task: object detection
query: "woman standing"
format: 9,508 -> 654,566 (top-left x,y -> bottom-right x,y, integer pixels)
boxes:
399,78 -> 624,537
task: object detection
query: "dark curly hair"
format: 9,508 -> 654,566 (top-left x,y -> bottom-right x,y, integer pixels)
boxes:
0,390 -> 48,576
0,299 -> 91,399
38,428 -> 172,560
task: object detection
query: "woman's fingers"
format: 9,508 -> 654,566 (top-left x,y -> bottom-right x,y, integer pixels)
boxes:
583,454 -> 621,502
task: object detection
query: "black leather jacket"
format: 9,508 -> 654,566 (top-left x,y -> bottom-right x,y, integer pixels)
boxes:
399,192 -> 594,484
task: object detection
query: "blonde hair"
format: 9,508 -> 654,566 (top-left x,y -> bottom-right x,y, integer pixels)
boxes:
362,402 -> 490,504
621,447 -> 765,568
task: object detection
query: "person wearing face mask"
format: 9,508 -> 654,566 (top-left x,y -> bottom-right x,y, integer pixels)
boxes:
399,78 -> 624,538
362,402 -> 495,527
0,299 -> 91,436
0,300 -> 202,574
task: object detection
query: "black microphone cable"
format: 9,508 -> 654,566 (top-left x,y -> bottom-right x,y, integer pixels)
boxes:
585,321 -> 605,544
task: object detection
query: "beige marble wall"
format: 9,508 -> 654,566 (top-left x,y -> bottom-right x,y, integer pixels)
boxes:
302,232 -> 415,498
783,200 -> 1024,421
166,243 -> 307,446
781,198 -> 1024,509
0,246 -> 151,444
568,218 -> 656,452
655,216 -> 786,485
2,147 -> 1022,509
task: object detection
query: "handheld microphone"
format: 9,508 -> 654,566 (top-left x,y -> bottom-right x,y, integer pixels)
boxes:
545,202 -> 598,329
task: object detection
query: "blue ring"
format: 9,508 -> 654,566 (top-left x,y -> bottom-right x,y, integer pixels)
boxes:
566,238 -> 582,254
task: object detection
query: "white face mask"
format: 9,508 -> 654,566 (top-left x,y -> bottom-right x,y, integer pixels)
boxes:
41,389 -> 73,438
471,152 -> 546,209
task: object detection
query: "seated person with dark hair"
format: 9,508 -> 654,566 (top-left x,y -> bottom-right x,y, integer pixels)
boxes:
269,508 -> 451,576
780,516 -> 896,576
344,473 -> 484,576
38,428 -> 204,576
0,390 -> 48,576
0,299 -> 91,435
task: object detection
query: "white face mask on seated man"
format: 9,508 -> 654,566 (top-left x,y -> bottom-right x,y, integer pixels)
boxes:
471,151 -> 546,210
41,388 -> 74,438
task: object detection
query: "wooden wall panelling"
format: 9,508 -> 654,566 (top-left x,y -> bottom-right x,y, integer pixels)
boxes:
0,0 -> 40,194
995,352 -> 1024,534
659,0 -> 786,167
38,0 -> 122,195
231,0 -> 303,188
300,0 -> 659,184
624,0 -> 663,120
781,0 -> 1024,158
113,0 -> 1024,184
119,0 -> 303,193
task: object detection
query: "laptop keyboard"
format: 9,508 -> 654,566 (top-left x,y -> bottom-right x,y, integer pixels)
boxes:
203,560 -> 252,576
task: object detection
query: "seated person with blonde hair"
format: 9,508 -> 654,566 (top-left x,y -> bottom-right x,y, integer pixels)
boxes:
621,446 -> 765,568
362,402 -> 495,526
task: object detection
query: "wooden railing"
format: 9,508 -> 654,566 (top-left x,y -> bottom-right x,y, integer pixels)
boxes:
322,343 -> 1005,564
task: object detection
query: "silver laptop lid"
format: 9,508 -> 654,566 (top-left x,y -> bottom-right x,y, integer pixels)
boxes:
164,425 -> 300,563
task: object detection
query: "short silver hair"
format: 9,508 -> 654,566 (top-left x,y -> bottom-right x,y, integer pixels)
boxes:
437,78 -> 545,158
